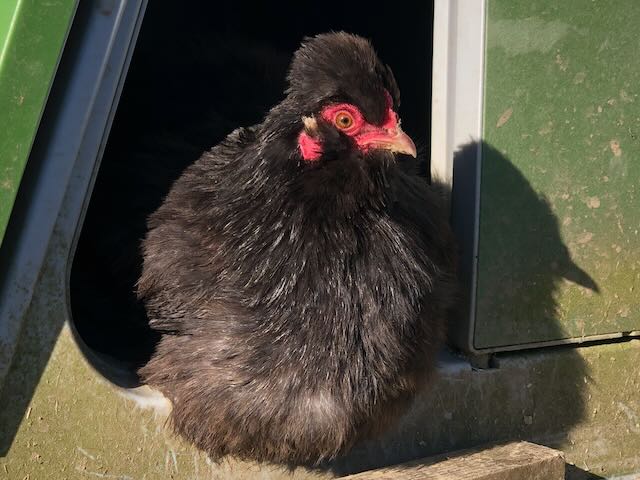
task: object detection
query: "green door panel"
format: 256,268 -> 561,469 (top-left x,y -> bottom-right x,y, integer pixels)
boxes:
476,0 -> 640,349
0,0 -> 78,247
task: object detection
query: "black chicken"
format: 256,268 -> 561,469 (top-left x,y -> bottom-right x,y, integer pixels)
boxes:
137,32 -> 456,464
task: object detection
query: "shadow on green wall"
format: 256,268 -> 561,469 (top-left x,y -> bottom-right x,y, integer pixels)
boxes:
475,141 -> 599,347
329,141 -> 598,475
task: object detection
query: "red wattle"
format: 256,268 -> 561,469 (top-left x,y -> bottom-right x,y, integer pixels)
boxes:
298,131 -> 322,161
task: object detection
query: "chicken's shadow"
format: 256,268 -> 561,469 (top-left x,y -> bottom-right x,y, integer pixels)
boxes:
457,141 -> 599,347
326,141 -> 598,475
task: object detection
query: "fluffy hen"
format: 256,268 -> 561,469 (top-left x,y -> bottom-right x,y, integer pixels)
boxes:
137,32 -> 456,464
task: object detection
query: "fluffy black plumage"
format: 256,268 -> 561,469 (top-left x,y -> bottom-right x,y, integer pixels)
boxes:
137,32 -> 456,464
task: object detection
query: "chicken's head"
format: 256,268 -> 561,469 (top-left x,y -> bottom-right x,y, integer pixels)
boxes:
264,32 -> 416,166
292,33 -> 415,164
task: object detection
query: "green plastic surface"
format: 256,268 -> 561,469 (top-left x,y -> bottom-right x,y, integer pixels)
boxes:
0,0 -> 77,247
477,0 -> 640,349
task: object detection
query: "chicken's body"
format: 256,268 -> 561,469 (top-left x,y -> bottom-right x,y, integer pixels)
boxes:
138,33 -> 456,464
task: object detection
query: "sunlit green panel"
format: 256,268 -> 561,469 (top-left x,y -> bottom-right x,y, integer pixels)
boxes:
0,0 -> 77,246
476,0 -> 640,348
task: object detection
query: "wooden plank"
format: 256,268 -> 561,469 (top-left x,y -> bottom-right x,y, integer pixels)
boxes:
342,442 -> 564,480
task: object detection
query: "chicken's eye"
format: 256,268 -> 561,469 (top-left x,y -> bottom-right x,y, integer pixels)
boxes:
334,111 -> 354,130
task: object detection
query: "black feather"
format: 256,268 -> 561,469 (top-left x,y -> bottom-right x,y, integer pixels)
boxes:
137,32 -> 456,465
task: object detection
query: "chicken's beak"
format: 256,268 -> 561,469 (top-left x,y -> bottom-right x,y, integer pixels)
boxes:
357,126 -> 417,158
386,127 -> 418,157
